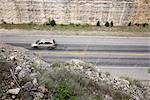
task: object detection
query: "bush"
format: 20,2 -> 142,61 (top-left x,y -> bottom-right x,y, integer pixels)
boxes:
50,19 -> 56,27
46,18 -> 56,26
110,21 -> 113,27
105,21 -> 109,27
134,23 -> 140,26
53,82 -> 76,100
76,24 -> 80,26
96,21 -> 100,26
143,23 -> 149,27
128,22 -> 132,26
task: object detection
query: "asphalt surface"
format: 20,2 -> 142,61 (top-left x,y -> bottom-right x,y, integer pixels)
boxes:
0,32 -> 150,80
1,34 -> 150,67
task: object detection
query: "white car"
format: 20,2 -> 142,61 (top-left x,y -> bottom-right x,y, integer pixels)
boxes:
31,39 -> 57,49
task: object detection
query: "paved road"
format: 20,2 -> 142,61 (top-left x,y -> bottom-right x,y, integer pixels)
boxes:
0,33 -> 150,80
1,34 -> 150,67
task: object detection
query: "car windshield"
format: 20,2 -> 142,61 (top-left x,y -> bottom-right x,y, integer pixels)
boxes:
35,40 -> 40,44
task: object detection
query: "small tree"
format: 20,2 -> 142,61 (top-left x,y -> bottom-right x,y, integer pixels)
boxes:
110,21 -> 113,27
50,19 -> 56,27
128,22 -> 131,26
105,21 -> 109,27
96,21 -> 100,26
143,23 -> 148,27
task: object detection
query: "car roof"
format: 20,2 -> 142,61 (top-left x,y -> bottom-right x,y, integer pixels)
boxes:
39,39 -> 54,42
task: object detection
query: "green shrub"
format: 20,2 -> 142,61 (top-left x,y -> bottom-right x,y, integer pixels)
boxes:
143,23 -> 149,27
96,21 -> 100,26
50,19 -> 56,27
53,82 -> 76,100
46,18 -> 56,26
110,21 -> 113,27
76,24 -> 80,26
105,21 -> 109,27
128,22 -> 132,26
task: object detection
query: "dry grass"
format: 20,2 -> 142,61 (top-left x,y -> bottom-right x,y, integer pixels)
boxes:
38,62 -> 131,100
0,23 -> 149,33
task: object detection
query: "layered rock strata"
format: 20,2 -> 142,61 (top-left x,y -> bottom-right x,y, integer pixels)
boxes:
0,0 -> 149,25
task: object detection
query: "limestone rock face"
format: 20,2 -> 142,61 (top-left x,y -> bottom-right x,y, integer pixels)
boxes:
0,0 -> 149,25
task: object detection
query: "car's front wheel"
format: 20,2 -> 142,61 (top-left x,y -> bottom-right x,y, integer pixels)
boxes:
33,46 -> 38,49
48,46 -> 56,50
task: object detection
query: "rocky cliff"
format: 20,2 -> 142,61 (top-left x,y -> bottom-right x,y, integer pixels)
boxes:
0,0 -> 149,26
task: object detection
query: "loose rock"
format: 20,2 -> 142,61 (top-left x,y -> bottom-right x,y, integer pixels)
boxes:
15,66 -> 22,74
32,78 -> 38,86
8,88 -> 20,95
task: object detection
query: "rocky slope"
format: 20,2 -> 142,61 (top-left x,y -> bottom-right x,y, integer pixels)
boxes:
0,0 -> 149,26
0,43 -> 150,100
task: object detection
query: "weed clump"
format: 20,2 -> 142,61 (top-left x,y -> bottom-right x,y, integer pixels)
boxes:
110,21 -> 113,27
96,21 -> 100,26
41,62 -> 132,100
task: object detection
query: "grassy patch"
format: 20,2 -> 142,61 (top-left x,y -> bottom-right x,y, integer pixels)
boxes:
52,81 -> 78,100
0,23 -> 150,33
